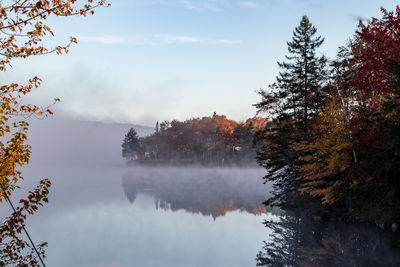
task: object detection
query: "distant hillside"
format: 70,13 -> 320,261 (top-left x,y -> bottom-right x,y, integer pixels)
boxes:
27,118 -> 153,166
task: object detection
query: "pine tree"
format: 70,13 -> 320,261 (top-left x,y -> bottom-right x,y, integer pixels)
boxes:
258,15 -> 327,134
122,128 -> 141,161
255,16 -> 327,208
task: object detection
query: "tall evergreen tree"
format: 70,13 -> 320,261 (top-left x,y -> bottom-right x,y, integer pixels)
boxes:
259,15 -> 327,134
122,128 -> 141,161
255,16 -> 327,208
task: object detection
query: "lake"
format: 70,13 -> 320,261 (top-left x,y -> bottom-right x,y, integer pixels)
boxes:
1,165 -> 273,267
1,165 -> 399,266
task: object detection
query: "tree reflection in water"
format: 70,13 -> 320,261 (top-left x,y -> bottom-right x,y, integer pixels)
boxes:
122,167 -> 272,219
256,212 -> 400,266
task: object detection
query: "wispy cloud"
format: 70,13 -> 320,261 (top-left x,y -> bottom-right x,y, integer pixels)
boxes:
78,36 -> 128,44
78,34 -> 241,46
175,0 -> 324,10
135,0 -> 261,12
178,0 -> 258,11
152,34 -> 200,44
152,34 -> 241,45
237,1 -> 257,8
177,0 -> 226,12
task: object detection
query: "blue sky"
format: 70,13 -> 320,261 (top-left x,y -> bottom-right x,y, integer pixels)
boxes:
3,0 -> 399,126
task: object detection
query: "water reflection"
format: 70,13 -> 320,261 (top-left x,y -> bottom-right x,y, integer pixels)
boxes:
122,166 -> 271,219
17,165 -> 273,267
15,165 -> 398,266
256,212 -> 400,266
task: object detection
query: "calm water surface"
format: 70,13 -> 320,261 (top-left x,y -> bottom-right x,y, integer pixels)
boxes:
1,165 -> 399,266
1,165 -> 272,267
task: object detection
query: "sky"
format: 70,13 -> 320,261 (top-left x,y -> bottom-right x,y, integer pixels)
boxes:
2,0 -> 399,126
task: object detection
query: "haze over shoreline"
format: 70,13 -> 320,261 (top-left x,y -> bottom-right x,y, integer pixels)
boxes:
28,118 -> 153,166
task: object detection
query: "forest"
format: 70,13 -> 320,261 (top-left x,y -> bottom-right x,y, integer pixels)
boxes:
253,8 -> 400,225
1,0 -> 400,265
122,114 -> 269,166
121,6 -> 400,226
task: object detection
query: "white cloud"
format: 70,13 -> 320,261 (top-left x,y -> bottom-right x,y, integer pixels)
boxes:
237,1 -> 257,8
152,35 -> 241,45
78,36 -> 128,44
135,0 -> 261,11
152,34 -> 200,44
78,34 -> 241,46
210,39 -> 241,45
177,0 -> 225,11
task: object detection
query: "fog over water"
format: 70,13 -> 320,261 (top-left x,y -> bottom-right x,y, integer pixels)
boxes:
1,118 -> 399,266
122,166 -> 273,218
1,164 -> 271,267
27,117 -> 153,166
0,118 -> 273,266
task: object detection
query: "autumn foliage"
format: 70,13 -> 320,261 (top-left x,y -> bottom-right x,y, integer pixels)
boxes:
255,6 -> 400,224
0,0 -> 108,265
125,114 -> 269,166
0,180 -> 51,266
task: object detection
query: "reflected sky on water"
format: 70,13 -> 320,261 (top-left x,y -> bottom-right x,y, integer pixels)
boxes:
0,165 -> 272,267
1,165 -> 399,267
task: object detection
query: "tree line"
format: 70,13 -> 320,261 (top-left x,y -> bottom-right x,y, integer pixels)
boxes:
122,114 -> 269,166
254,8 -> 400,225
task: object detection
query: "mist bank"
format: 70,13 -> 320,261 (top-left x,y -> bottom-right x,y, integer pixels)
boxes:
15,165 -> 272,267
122,165 -> 274,219
27,117 -> 153,166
